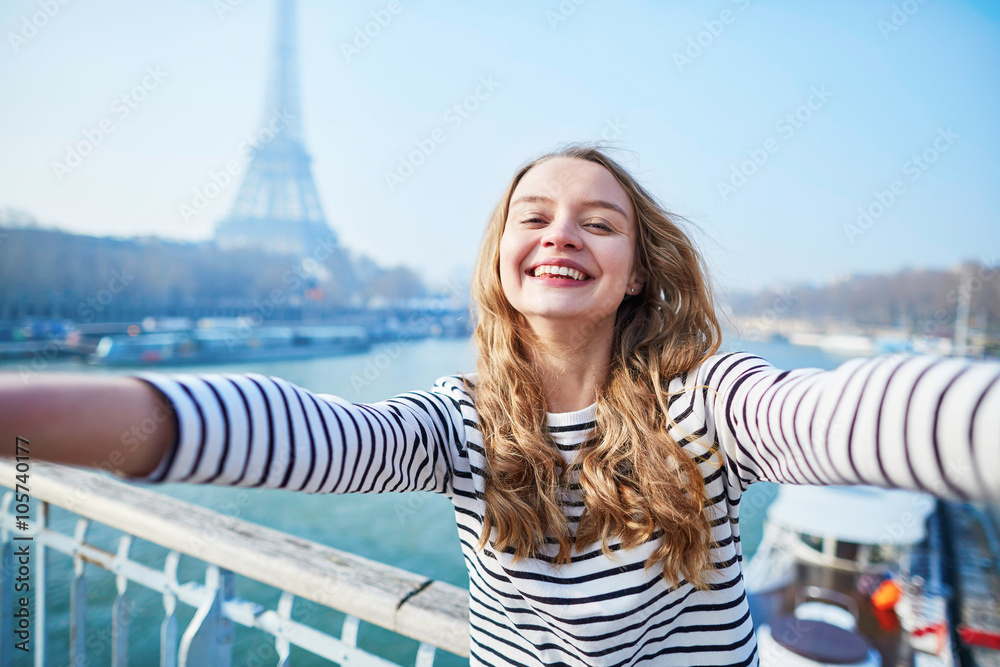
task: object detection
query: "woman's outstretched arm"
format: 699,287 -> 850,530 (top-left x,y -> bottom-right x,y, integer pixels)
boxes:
693,352 -> 1000,500
0,370 -> 469,496
121,371 -> 467,494
0,373 -> 176,477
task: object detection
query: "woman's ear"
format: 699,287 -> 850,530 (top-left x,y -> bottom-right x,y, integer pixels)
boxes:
627,267 -> 647,295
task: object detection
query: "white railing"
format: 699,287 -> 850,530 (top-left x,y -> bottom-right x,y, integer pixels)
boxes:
0,460 -> 470,666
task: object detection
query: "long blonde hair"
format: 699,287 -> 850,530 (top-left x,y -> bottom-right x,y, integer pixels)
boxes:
469,145 -> 723,588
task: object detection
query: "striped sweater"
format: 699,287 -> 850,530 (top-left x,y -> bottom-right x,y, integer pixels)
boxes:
129,352 -> 1000,666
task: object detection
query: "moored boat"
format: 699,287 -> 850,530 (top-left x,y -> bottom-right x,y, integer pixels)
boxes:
88,325 -> 371,366
744,484 -> 993,666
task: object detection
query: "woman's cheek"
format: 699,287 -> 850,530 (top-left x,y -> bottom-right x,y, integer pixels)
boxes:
499,267 -> 519,307
498,242 -> 520,292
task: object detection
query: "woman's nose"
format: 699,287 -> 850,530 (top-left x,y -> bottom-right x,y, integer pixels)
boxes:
541,218 -> 581,249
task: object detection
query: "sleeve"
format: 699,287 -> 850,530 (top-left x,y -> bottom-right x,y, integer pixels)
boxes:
699,352 -> 1000,501
122,371 -> 467,497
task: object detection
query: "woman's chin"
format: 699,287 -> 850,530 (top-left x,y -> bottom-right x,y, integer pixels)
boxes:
521,307 -> 616,336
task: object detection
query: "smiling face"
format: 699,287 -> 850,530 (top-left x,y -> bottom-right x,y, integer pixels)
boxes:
498,157 -> 645,337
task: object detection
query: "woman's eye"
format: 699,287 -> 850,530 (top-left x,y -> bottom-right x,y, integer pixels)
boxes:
586,221 -> 612,231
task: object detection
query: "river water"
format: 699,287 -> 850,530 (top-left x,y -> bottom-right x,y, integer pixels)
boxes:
3,335 -> 850,666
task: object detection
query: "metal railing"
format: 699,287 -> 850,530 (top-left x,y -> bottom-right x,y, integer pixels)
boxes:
0,460 -> 470,666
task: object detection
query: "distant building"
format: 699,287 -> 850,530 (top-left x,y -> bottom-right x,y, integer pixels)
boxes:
214,0 -> 336,257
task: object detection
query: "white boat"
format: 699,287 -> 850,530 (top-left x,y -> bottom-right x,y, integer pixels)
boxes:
88,325 -> 370,366
745,485 -> 960,666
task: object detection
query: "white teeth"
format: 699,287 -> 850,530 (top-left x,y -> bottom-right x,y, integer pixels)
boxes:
533,265 -> 586,281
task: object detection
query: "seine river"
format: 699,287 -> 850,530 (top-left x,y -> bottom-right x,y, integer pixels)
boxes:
3,335 -> 850,666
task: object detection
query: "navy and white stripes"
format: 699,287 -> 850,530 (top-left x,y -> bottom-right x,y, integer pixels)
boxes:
703,353 -> 1000,501
129,352 -> 1000,666
134,372 -> 464,495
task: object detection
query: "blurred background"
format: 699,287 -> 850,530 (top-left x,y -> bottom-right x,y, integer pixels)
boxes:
0,1 -> 998,665
1,0 -> 998,345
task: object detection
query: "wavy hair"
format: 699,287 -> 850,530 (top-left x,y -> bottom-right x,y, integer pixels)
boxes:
468,144 -> 723,588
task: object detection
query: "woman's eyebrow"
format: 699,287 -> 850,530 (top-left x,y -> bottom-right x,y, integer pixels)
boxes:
509,195 -> 553,209
510,195 -> 629,219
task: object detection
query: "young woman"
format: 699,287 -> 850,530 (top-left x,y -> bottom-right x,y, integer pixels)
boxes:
1,145 -> 998,666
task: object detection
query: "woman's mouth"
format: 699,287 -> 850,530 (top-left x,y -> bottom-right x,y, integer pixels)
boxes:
528,264 -> 590,281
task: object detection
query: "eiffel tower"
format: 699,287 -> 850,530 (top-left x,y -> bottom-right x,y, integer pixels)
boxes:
214,0 -> 334,256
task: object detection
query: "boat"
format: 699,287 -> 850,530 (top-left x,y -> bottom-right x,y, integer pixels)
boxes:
745,485 -> 1000,666
88,325 -> 371,366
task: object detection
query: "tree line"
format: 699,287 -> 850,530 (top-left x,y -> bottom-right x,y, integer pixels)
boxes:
722,261 -> 1000,337
0,222 -> 433,323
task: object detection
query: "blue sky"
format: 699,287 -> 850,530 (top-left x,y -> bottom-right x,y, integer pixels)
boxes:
1,0 -> 997,293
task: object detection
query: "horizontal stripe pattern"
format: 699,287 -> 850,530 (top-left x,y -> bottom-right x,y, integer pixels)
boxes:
130,372 -> 464,494
129,351 -> 1000,666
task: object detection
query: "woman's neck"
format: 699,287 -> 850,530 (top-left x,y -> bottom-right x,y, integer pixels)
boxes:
526,317 -> 614,413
